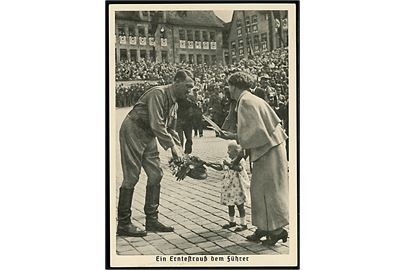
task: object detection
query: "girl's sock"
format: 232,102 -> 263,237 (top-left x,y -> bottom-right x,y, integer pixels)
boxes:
240,216 -> 246,226
229,216 -> 235,223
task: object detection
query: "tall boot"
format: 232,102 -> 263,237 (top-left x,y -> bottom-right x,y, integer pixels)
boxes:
116,187 -> 147,237
144,184 -> 174,232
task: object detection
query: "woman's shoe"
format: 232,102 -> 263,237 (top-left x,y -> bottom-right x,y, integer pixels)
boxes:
222,222 -> 237,229
234,225 -> 248,232
262,229 -> 288,246
246,229 -> 268,241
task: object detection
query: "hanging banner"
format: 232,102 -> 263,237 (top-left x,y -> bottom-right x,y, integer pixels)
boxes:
210,41 -> 216,50
180,40 -> 186,48
119,36 -> 127,44
161,38 -> 167,47
129,36 -> 137,45
282,18 -> 288,30
149,37 -> 155,46
195,41 -> 201,49
187,41 -> 194,49
203,41 -> 209,50
275,18 -> 281,28
139,37 -> 146,46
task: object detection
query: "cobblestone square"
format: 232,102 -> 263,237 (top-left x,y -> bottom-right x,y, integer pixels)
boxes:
114,107 -> 289,255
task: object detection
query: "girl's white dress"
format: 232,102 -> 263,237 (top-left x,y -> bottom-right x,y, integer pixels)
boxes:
220,158 -> 250,206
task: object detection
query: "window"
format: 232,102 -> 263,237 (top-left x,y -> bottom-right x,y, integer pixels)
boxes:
252,25 -> 258,33
202,31 -> 208,42
196,54 -> 202,64
210,32 -> 215,41
252,15 -> 258,24
238,39 -> 244,48
204,55 -> 209,64
120,49 -> 127,61
128,26 -> 135,36
239,49 -> 244,55
245,17 -> 250,25
237,29 -> 242,37
130,49 -> 137,62
187,30 -> 193,41
188,54 -> 194,63
180,54 -> 187,63
118,26 -> 125,36
211,55 -> 217,64
179,29 -> 186,40
138,26 -> 145,37
261,33 -> 267,42
231,41 -> 236,49
254,35 -> 260,51
140,50 -> 146,59
246,26 -> 251,34
161,51 -> 168,63
142,11 -> 149,17
195,30 -> 201,41
236,19 -> 242,28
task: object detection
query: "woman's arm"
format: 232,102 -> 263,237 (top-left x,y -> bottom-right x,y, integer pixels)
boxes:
205,162 -> 223,171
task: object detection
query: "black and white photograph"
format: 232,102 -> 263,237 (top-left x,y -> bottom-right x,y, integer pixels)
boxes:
107,2 -> 298,268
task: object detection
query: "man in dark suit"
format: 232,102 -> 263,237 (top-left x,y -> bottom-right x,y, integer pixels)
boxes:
250,76 -> 268,100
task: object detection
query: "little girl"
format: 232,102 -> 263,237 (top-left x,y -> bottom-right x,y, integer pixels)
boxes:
205,141 -> 250,232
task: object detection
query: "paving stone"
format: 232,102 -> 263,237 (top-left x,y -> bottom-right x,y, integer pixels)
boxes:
196,241 -> 217,249
148,239 -> 170,246
206,235 -> 225,242
142,234 -> 163,241
225,245 -> 249,254
270,244 -> 289,254
174,242 -> 196,249
116,244 -> 135,252
136,246 -> 161,255
215,240 -> 235,248
199,231 -> 218,238
162,248 -> 186,255
184,247 -> 205,254
129,239 -> 150,247
245,244 -> 269,252
156,242 -> 176,251
161,233 -> 183,240
203,246 -> 226,254
258,248 -> 280,255
187,236 -> 207,244
117,249 -> 141,255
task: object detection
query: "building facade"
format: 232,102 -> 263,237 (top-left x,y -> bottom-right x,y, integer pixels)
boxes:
226,10 -> 288,64
115,11 -> 224,65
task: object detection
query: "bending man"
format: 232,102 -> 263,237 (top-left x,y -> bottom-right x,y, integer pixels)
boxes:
117,70 -> 194,237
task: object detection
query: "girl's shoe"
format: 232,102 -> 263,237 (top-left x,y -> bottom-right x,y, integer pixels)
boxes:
262,229 -> 288,246
246,229 -> 268,241
222,222 -> 237,229
234,225 -> 248,232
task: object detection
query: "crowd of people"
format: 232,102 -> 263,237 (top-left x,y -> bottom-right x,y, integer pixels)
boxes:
115,47 -> 289,133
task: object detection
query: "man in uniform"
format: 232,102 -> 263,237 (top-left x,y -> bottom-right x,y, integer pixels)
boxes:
117,70 -> 194,237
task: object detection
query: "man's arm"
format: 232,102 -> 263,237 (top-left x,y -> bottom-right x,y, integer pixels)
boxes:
147,89 -> 177,150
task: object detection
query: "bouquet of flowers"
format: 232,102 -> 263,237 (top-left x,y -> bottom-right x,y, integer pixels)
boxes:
169,155 -> 208,181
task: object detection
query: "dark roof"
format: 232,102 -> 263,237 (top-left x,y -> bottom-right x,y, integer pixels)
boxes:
166,11 -> 224,28
115,11 -> 141,21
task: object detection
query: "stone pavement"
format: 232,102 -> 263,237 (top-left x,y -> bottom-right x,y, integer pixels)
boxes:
114,107 -> 289,256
